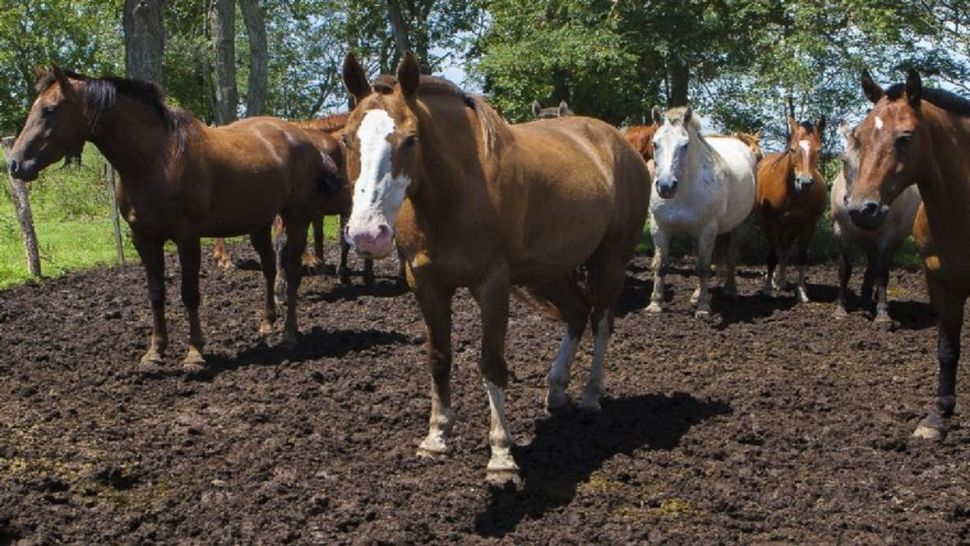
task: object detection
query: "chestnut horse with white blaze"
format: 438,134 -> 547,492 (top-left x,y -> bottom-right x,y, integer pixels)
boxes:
755,116 -> 827,301
832,121 -> 920,321
648,106 -> 757,318
846,69 -> 970,440
341,53 -> 650,484
7,67 -> 333,372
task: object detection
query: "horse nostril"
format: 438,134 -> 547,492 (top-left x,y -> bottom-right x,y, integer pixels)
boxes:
862,201 -> 879,217
376,224 -> 391,239
8,159 -> 19,175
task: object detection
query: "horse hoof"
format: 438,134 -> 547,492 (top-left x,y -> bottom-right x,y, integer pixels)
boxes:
646,302 -> 664,313
136,352 -> 164,373
258,321 -> 274,336
486,468 -> 522,487
874,313 -> 892,325
181,350 -> 206,374
281,332 -> 299,350
215,258 -> 235,270
694,309 -> 712,320
578,398 -> 602,414
833,306 -> 848,319
913,423 -> 945,441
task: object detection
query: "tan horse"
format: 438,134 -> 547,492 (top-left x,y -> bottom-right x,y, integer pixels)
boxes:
846,69 -> 970,440
755,117 -> 827,301
624,124 -> 659,163
7,67 -> 333,371
341,53 -> 650,484
531,99 -> 573,119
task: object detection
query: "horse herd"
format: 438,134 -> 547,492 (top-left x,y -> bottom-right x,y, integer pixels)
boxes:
5,54 -> 969,485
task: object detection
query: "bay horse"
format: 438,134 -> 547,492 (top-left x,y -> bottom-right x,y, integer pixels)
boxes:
7,66 -> 334,371
341,53 -> 650,484
211,112 -> 374,285
832,121 -> 920,321
531,99 -> 573,119
648,107 -> 757,317
755,116 -> 827,301
846,69 -> 970,440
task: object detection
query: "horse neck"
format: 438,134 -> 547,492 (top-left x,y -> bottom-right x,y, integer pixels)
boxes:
913,109 -> 970,235
406,97 -> 494,227
89,95 -> 177,182
683,129 -> 715,186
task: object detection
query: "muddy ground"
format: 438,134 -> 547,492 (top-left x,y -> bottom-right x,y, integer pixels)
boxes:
0,245 -> 968,545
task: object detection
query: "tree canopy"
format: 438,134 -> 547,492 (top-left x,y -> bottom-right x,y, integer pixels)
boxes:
0,0 -> 966,152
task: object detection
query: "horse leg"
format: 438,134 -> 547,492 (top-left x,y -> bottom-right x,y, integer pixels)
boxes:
760,231 -> 778,297
249,223 -> 277,335
469,265 -> 519,485
913,276 -> 965,440
872,244 -> 893,323
647,224 -> 669,313
301,216 -> 324,274
133,232 -> 167,369
337,214 -> 352,284
835,237 -> 852,318
693,225 -> 717,318
212,237 -> 233,269
579,248 -> 629,411
414,283 -> 456,457
860,246 -> 876,304
280,217 -> 309,349
523,277 -> 589,413
174,237 -> 206,372
795,232 -> 811,303
721,229 -> 742,298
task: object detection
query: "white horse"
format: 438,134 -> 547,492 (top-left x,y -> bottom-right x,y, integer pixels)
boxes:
832,121 -> 921,322
648,107 -> 757,318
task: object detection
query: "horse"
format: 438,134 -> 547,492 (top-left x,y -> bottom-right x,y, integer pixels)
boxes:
531,99 -> 573,119
845,69 -> 970,440
7,66 -> 335,372
647,106 -> 757,318
731,130 -> 763,161
341,52 -> 650,484
624,124 -> 659,163
755,116 -> 827,301
832,121 -> 920,321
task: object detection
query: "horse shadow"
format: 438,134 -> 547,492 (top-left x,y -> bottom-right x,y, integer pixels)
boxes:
304,278 -> 409,303
193,326 -> 412,380
474,392 -> 732,538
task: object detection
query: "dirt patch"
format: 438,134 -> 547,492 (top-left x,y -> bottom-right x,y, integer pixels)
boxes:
0,246 -> 967,544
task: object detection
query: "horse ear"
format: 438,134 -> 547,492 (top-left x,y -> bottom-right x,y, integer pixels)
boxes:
839,120 -> 851,139
684,107 -> 693,124
651,106 -> 664,125
33,65 -> 48,82
342,53 -> 372,103
51,64 -> 76,99
861,70 -> 884,104
558,100 -> 570,117
905,69 -> 922,108
532,101 -> 541,117
396,51 -> 420,100
788,115 -> 799,136
816,117 -> 826,139
753,128 -> 762,141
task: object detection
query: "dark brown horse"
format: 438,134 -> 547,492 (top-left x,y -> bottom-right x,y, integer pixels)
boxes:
755,116 -> 827,301
846,70 -> 970,440
7,67 -> 334,372
341,53 -> 649,484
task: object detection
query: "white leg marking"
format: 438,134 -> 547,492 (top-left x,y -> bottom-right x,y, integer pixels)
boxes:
418,386 -> 456,456
485,381 -> 520,483
797,264 -> 810,303
546,328 -> 580,412
580,314 -> 610,412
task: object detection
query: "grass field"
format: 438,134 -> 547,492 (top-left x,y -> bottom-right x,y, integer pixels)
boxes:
0,147 -> 920,290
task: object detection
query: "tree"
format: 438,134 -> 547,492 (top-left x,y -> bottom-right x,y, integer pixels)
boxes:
123,0 -> 166,83
239,0 -> 268,116
210,0 -> 238,125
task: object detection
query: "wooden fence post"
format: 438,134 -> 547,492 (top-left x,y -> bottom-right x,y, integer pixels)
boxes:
106,164 -> 125,264
1,136 -> 42,277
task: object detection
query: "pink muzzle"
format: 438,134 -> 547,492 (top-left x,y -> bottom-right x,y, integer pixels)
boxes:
347,221 -> 394,258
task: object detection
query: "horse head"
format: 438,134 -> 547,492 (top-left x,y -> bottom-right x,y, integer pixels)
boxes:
786,115 -> 825,195
651,106 -> 697,199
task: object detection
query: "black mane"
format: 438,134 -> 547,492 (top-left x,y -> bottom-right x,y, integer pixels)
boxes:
885,83 -> 970,117
37,70 -> 199,151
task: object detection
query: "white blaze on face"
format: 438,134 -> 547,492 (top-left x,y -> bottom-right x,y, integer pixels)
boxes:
798,139 -> 811,165
347,109 -> 412,240
874,116 -> 884,131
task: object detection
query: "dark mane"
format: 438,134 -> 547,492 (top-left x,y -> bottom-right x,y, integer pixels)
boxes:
797,120 -> 815,132
885,83 -> 970,117
37,70 -> 199,152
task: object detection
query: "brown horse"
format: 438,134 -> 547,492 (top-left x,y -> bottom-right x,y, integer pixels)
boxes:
341,53 -> 649,484
732,130 -> 763,161
624,124 -> 659,163
755,116 -> 827,301
846,70 -> 970,440
7,66 -> 334,371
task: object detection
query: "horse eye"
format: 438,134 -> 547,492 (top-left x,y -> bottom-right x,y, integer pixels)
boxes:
895,132 -> 913,148
42,106 -> 56,115
401,134 -> 417,148
340,134 -> 352,149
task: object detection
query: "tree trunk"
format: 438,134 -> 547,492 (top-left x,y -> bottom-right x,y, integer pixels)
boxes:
239,0 -> 267,117
123,0 -> 166,83
210,0 -> 238,125
668,58 -> 689,107
385,0 -> 412,59
2,136 -> 41,277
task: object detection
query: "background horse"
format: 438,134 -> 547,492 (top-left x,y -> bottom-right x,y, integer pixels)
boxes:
648,106 -> 756,318
624,124 -> 659,163
7,66 -> 333,371
832,121 -> 920,321
341,53 -> 649,484
755,116 -> 827,301
846,69 -> 970,440
531,99 -> 573,119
